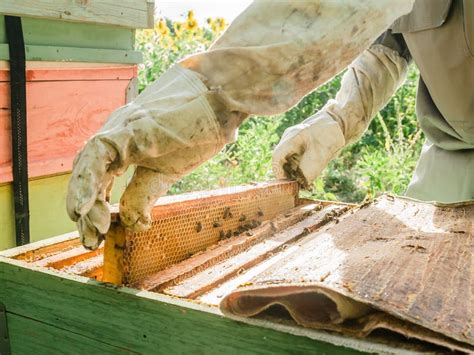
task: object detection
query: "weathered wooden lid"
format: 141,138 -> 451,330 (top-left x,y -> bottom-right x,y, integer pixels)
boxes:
0,0 -> 154,29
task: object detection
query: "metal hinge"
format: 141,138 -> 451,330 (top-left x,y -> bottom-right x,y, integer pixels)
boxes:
0,303 -> 11,355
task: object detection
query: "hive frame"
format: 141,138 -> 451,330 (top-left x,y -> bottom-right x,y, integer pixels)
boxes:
103,181 -> 299,285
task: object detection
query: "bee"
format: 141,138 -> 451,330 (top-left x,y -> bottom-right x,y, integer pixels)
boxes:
195,222 -> 203,233
223,207 -> 232,219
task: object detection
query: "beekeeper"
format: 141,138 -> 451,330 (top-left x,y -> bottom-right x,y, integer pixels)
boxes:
66,0 -> 473,250
273,0 -> 474,204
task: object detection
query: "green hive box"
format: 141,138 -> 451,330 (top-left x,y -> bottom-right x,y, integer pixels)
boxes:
0,1 -> 153,250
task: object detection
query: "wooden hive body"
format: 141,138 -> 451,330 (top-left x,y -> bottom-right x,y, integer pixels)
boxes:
1,182 -> 471,353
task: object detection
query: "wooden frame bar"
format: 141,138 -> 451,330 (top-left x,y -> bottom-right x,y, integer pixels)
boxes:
0,0 -> 154,29
103,181 -> 300,286
0,44 -> 142,64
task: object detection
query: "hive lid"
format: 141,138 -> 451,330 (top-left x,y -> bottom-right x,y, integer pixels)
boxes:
219,195 -> 474,352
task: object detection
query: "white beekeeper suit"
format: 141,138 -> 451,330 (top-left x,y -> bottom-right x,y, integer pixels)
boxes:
274,0 -> 474,202
67,0 -> 416,249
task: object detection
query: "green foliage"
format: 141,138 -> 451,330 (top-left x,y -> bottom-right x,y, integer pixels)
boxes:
136,15 -> 424,202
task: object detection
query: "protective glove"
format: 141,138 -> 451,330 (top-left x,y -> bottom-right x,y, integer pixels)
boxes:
66,65 -> 225,249
273,44 -> 409,187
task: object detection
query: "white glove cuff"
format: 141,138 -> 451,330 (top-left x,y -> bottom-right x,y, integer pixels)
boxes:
97,65 -> 225,172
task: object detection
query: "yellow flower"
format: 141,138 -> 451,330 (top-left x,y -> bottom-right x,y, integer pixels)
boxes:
186,18 -> 198,31
186,10 -> 198,31
173,22 -> 184,37
209,17 -> 226,33
216,17 -> 226,31
156,19 -> 170,36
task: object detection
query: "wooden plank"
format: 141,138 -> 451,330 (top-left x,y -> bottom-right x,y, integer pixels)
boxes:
0,16 -> 136,50
32,245 -> 103,269
0,1 -> 154,29
0,231 -> 78,259
0,65 -> 137,82
7,312 -> 137,354
0,61 -> 136,69
102,224 -> 126,285
0,258 -> 362,354
0,43 -> 142,64
139,203 -> 323,291
140,203 -> 347,292
0,76 -> 131,182
0,168 -> 134,251
0,174 -> 76,251
164,205 -> 350,299
62,254 -> 103,278
0,15 -> 142,63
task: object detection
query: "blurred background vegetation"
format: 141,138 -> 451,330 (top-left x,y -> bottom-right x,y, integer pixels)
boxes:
135,11 -> 424,203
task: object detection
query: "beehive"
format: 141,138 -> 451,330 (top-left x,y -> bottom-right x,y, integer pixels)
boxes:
0,1 -> 153,250
1,187 -> 471,353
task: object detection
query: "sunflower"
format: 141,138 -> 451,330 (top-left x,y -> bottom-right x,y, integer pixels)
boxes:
216,17 -> 226,31
209,17 -> 226,33
156,19 -> 170,36
185,10 -> 198,31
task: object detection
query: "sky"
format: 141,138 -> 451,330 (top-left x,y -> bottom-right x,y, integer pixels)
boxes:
155,1 -> 253,23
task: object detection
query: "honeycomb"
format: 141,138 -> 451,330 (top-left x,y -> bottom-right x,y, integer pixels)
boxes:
103,181 -> 298,285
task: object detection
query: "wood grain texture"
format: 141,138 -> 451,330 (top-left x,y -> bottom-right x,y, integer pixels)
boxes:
0,167 -> 134,251
221,196 -> 474,350
0,44 -> 142,64
0,66 -> 135,183
0,15 -> 135,50
139,203 -> 326,291
0,0 -> 154,29
163,205 -> 350,299
0,258 -> 360,354
8,313 -> 136,354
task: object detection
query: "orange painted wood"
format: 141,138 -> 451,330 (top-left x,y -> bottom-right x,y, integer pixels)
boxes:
0,65 -> 136,183
0,66 -> 137,82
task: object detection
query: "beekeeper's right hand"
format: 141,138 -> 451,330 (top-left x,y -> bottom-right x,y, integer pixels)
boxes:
273,44 -> 409,187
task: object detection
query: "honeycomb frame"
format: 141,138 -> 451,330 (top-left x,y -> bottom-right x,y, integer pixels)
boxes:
103,181 -> 299,285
